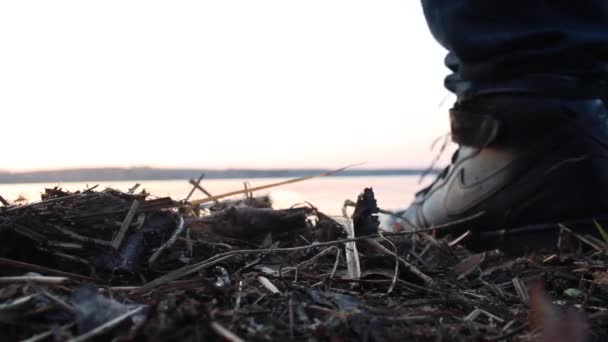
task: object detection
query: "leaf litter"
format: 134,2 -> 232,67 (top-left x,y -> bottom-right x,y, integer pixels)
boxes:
0,181 -> 607,341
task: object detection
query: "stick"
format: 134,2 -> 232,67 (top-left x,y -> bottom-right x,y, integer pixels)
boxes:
342,201 -> 361,280
0,295 -> 36,312
486,323 -> 529,341
512,277 -> 529,305
49,251 -> 91,266
293,246 -> 338,270
20,323 -> 74,342
188,179 -> 219,204
209,321 -> 245,342
46,241 -> 84,250
67,306 -> 144,342
448,230 -> 471,247
328,248 -> 342,287
243,182 -> 250,199
0,257 -> 95,281
41,289 -> 75,313
98,286 -> 141,292
0,195 -> 9,206
378,232 -> 400,293
0,276 -> 68,284
148,216 -> 185,265
127,183 -> 140,194
258,276 -> 281,294
278,246 -> 339,275
559,224 -> 605,251
464,308 -> 505,323
135,215 -> 480,293
364,239 -> 433,285
49,225 -> 112,247
288,299 -> 295,340
112,200 -> 140,250
6,193 -> 87,212
189,163 -> 363,206
185,173 -> 205,201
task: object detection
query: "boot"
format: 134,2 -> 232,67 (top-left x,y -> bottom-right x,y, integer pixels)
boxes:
398,95 -> 608,250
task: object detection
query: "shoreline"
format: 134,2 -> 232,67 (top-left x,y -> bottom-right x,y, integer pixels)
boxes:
0,168 -> 437,184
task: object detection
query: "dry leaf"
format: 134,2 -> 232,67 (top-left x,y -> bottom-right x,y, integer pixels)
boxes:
453,253 -> 485,279
528,281 -> 588,342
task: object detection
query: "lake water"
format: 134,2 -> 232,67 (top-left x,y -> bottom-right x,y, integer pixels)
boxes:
0,175 -> 431,215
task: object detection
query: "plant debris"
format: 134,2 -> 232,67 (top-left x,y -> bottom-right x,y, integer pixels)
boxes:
0,185 -> 607,341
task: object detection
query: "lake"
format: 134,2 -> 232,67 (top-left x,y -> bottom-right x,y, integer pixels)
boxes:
0,175 -> 431,215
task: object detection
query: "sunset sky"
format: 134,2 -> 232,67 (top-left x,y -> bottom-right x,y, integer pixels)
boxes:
1,1 -> 450,172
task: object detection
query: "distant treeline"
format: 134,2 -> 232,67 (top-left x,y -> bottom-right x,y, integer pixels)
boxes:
0,168 -> 436,184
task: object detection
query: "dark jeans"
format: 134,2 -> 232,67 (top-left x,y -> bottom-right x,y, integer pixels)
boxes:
421,0 -> 608,102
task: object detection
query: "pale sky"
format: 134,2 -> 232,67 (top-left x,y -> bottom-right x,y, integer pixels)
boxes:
0,1 -> 451,172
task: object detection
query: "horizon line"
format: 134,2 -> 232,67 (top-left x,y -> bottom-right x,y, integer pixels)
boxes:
0,166 -> 434,174
0,167 -> 438,185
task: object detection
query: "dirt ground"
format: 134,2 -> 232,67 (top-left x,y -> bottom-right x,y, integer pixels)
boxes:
0,186 -> 607,341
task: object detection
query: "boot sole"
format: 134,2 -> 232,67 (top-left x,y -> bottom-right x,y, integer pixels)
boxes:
469,215 -> 608,253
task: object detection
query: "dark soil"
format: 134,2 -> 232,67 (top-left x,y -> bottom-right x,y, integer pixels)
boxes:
0,186 -> 607,341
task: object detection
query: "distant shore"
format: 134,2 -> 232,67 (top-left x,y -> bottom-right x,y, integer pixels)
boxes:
0,168 -> 436,184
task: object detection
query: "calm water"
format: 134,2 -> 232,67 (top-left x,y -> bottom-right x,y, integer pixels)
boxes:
0,176 -> 430,215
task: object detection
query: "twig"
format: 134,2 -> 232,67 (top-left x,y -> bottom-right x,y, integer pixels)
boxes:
13,224 -> 46,243
385,212 -> 484,236
112,200 -> 140,250
244,182 -> 251,199
0,295 -> 36,312
67,306 -> 144,342
486,323 -> 529,341
99,286 -> 141,292
419,131 -> 451,184
234,280 -> 243,314
188,178 -> 219,204
209,321 -> 245,342
49,251 -> 91,267
189,163 -> 364,206
378,232 -> 400,293
328,247 -> 342,287
46,241 -> 84,250
512,277 -> 529,305
84,184 -> 100,192
135,216 -> 480,293
127,183 -> 140,194
0,257 -> 95,281
6,193 -> 87,212
0,276 -> 68,285
0,194 -> 9,206
464,308 -> 505,323
185,228 -> 193,257
20,323 -> 75,342
40,289 -> 75,313
148,216 -> 185,265
559,224 -> 605,251
49,225 -> 112,247
364,239 -> 433,285
292,246 -> 338,270
185,173 -> 205,201
342,201 -> 361,280
449,230 -> 471,247
371,315 -> 433,323
419,244 -> 431,258
288,298 -> 295,340
500,320 -> 518,334
258,276 -> 281,294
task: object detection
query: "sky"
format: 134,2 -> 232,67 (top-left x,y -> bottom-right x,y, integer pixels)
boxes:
0,1 -> 451,172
